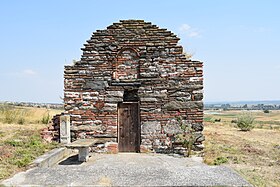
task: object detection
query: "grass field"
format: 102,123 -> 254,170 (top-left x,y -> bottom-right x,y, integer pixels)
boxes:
204,110 -> 280,187
0,105 -> 62,180
1,105 -> 280,186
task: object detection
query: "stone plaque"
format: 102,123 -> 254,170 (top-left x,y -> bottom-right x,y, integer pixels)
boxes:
60,115 -> 70,144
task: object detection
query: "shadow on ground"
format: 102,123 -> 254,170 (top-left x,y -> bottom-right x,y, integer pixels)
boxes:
58,154 -> 83,165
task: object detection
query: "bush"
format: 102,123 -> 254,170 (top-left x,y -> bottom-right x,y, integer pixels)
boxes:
236,112 -> 255,131
17,116 -> 26,124
175,113 -> 195,157
41,112 -> 50,124
214,156 -> 228,165
263,110 -> 270,113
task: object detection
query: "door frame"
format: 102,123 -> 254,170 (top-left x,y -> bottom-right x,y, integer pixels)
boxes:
117,101 -> 140,152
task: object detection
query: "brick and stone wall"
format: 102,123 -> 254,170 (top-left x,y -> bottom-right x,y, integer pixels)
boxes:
63,20 -> 204,154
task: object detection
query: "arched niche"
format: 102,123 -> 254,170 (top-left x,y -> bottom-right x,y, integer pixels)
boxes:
113,48 -> 140,81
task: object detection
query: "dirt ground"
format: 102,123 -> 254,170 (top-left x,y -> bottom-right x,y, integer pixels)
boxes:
204,110 -> 280,186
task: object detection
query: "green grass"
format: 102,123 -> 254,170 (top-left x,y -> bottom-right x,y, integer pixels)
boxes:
5,132 -> 57,167
41,112 -> 51,124
203,117 -> 213,122
255,120 -> 280,126
213,156 -> 228,165
0,130 -> 58,179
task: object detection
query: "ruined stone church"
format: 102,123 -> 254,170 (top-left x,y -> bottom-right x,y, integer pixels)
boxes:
63,20 -> 204,153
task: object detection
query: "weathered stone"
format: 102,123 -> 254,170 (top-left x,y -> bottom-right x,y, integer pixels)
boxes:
141,121 -> 161,134
103,103 -> 118,112
104,97 -> 123,103
193,144 -> 204,151
163,119 -> 182,134
192,123 -> 204,131
140,97 -> 158,102
106,91 -> 123,98
84,80 -> 108,90
163,101 -> 203,110
93,120 -> 102,125
71,125 -> 102,131
170,91 -> 190,97
193,93 -> 203,100
140,72 -> 159,78
60,115 -> 70,144
194,132 -> 205,142
176,97 -> 191,102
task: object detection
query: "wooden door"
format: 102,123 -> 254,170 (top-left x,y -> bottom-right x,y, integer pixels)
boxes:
118,102 -> 140,152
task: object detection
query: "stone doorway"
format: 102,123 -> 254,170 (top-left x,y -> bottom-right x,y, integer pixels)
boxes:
118,102 -> 140,152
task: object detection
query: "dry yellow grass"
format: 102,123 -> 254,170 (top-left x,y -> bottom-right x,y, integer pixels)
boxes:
204,110 -> 280,187
0,106 -> 62,181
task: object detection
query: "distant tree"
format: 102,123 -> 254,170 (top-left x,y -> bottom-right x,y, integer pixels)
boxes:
242,104 -> 248,108
263,110 -> 270,114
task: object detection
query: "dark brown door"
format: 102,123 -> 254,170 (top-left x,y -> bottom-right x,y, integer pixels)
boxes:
118,102 -> 140,152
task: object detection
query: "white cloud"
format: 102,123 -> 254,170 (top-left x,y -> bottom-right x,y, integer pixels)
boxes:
188,31 -> 199,37
179,24 -> 191,32
179,23 -> 201,38
254,27 -> 271,33
23,69 -> 37,76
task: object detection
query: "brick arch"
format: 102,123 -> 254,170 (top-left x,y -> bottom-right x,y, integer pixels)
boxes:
112,48 -> 140,81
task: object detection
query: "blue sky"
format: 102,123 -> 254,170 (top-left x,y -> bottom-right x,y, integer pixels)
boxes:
0,0 -> 279,103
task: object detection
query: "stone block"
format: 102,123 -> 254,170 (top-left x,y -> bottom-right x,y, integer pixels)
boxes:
78,147 -> 90,162
163,119 -> 182,134
141,121 -> 161,134
176,97 -> 191,102
140,97 -> 157,102
105,142 -> 118,154
163,101 -> 203,110
106,91 -> 124,98
60,115 -> 71,144
192,123 -> 203,131
84,80 -> 108,90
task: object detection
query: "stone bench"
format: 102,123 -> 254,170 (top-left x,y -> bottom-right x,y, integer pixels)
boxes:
66,139 -> 98,162
65,138 -> 114,162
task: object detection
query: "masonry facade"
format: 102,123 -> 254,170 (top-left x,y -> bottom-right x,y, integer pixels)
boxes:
64,20 -> 204,154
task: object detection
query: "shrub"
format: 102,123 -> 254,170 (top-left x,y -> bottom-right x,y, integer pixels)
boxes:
17,117 -> 26,125
263,110 -> 270,114
175,113 -> 195,157
236,112 -> 255,131
214,156 -> 228,165
41,112 -> 50,124
214,118 -> 221,122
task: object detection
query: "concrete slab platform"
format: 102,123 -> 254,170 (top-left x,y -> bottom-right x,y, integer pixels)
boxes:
1,153 -> 252,186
